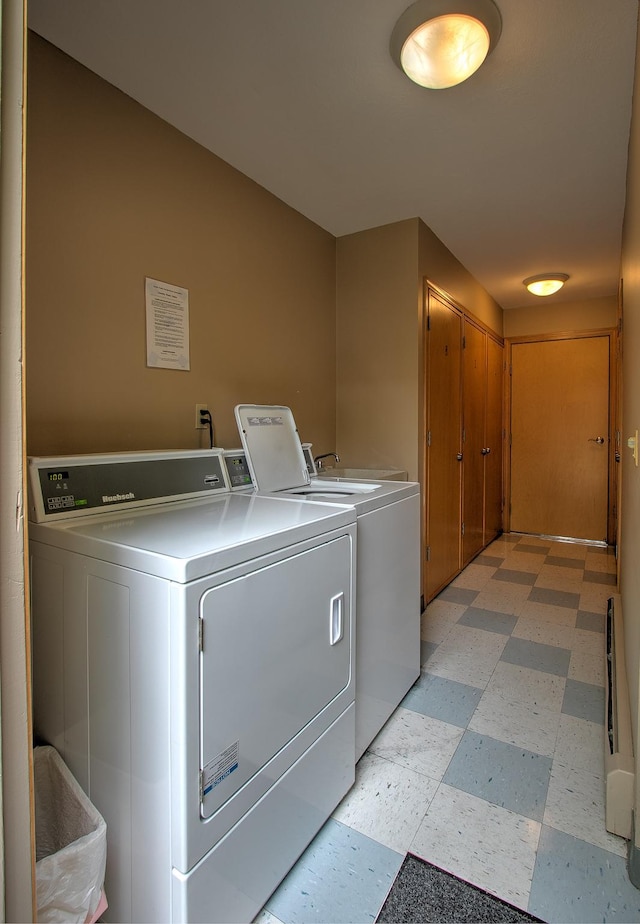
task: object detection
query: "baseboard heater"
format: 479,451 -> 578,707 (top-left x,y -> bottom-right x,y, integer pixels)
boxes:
605,594 -> 634,839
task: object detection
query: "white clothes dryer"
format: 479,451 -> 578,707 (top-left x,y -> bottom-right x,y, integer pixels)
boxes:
28,449 -> 356,923
234,406 -> 421,760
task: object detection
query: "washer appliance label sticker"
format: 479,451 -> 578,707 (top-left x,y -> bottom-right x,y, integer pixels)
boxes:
203,741 -> 239,795
247,416 -> 284,426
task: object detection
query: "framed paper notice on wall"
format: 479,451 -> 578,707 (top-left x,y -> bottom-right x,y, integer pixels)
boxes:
145,277 -> 190,370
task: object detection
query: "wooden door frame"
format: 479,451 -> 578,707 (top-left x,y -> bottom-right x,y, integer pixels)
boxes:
504,327 -> 619,544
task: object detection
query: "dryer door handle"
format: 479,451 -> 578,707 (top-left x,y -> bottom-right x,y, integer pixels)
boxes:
329,592 -> 344,645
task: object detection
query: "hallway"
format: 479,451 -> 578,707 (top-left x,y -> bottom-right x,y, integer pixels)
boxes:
258,533 -> 640,923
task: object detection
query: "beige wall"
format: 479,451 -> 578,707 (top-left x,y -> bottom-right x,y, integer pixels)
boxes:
504,296 -> 618,338
418,220 -> 503,339
620,20 -> 640,851
335,218 -> 503,482
336,219 -> 421,478
26,34 -> 337,458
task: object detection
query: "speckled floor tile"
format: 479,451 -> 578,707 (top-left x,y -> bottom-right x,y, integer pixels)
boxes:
545,555 -> 585,570
443,731 -> 552,821
533,565 -> 585,592
458,606 -> 518,636
584,569 -> 617,586
498,551 -> 548,573
569,649 -> 604,685
410,783 -> 541,910
562,678 -> 604,724
492,532 -> 520,543
513,541 -> 551,555
254,910 -> 285,924
512,615 -> 576,649
369,706 -> 464,782
401,671 -> 483,728
451,562 -> 497,590
423,598 -> 468,622
580,585 -> 615,612
576,609 -> 606,632
469,690 -> 560,757
516,598 -> 578,626
469,580 -> 532,615
265,818 -> 403,924
572,627 -> 604,656
493,568 -> 538,586
543,761 -> 626,857
554,714 -> 604,775
420,603 -> 463,646
585,552 -> 618,574
529,826 -> 640,924
529,585 -> 581,609
420,639 -> 438,665
486,661 -> 566,713
425,623 -> 508,687
475,554 -> 505,568
332,752 -> 438,854
436,586 -> 480,606
500,636 -> 571,677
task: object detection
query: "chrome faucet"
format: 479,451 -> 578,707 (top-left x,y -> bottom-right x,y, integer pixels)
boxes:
314,452 -> 340,470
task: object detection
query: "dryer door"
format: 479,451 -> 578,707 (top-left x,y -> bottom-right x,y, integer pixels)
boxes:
199,534 -> 352,819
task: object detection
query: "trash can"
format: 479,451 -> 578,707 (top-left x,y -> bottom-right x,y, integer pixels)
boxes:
34,746 -> 107,923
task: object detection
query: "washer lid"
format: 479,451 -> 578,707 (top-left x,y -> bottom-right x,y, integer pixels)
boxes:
235,404 -> 311,492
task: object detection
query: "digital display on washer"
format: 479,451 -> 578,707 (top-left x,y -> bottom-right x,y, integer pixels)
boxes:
48,471 -> 69,482
224,453 -> 253,487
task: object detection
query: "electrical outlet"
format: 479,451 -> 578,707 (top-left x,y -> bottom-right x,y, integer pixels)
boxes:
195,403 -> 208,429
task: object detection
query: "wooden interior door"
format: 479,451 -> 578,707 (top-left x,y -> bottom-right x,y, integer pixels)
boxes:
462,320 -> 486,565
510,335 -> 610,542
425,291 -> 462,601
484,335 -> 503,542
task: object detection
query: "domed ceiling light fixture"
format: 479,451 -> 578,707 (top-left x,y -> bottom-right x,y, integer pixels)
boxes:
523,273 -> 570,297
390,0 -> 502,89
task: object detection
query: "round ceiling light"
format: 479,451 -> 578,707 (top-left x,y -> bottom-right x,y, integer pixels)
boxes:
390,0 -> 502,89
523,273 -> 570,297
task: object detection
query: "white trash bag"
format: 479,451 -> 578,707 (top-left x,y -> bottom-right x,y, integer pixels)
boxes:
34,746 -> 107,923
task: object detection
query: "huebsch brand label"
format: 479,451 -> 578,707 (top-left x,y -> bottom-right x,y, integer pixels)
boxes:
102,492 -> 136,504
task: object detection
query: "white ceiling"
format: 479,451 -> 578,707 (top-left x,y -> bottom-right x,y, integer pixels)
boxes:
28,0 -> 639,310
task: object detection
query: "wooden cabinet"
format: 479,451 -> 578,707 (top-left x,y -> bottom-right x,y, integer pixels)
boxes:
462,319 -> 504,566
423,286 -> 503,604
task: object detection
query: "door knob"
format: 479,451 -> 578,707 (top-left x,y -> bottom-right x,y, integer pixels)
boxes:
481,447 -> 491,455
588,437 -> 605,444
456,453 -> 463,461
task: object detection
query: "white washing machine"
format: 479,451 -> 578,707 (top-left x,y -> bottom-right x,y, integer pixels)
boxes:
28,449 -> 356,923
234,406 -> 421,760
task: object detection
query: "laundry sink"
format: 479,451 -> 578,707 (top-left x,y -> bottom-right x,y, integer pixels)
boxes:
317,468 -> 408,481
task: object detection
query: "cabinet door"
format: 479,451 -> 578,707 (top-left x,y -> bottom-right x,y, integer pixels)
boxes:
462,321 -> 486,565
425,291 -> 462,601
484,336 -> 503,543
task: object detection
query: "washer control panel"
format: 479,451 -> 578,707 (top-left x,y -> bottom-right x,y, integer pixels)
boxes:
223,450 -> 253,489
28,450 -> 229,522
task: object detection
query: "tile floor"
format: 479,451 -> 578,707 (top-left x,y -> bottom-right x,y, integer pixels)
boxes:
257,533 -> 640,924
